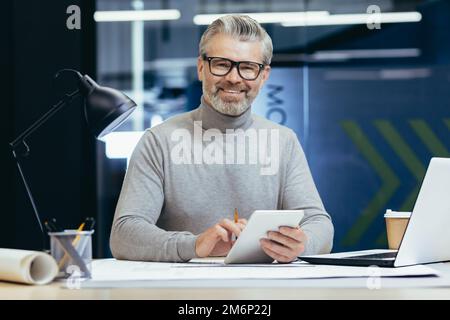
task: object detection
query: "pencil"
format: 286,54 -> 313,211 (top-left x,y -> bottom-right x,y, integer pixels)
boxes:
232,208 -> 239,242
58,222 -> 85,269
73,222 -> 86,241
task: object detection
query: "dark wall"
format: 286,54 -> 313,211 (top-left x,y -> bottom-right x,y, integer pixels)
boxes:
0,0 -> 96,252
1,0 -> 14,249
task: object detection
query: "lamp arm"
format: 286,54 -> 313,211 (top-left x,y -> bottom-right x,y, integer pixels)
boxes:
11,156 -> 48,251
10,89 -> 81,153
9,89 -> 82,251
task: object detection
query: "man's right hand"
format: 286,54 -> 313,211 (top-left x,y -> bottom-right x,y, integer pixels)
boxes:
195,218 -> 247,257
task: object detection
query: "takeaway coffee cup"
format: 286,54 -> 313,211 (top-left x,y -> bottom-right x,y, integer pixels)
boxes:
384,209 -> 411,250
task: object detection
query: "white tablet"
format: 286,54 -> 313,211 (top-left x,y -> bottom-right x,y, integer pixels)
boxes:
224,210 -> 305,264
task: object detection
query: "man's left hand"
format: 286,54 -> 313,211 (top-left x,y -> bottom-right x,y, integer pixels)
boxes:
260,226 -> 307,263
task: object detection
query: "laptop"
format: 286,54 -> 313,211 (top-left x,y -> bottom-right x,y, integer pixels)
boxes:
300,157 -> 450,267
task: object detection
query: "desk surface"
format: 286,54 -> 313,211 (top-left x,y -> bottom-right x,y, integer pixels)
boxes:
2,261 -> 450,300
2,282 -> 450,300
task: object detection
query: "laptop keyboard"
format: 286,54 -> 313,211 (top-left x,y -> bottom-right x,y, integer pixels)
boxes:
346,251 -> 398,260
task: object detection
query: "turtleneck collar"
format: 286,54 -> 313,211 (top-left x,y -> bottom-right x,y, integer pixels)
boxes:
193,96 -> 254,133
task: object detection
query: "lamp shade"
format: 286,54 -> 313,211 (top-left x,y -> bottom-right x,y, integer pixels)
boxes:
78,75 -> 137,138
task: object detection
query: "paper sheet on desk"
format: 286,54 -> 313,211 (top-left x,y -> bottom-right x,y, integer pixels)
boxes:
89,259 -> 439,282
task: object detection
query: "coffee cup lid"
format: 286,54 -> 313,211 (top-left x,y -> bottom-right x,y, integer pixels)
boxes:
384,209 -> 411,218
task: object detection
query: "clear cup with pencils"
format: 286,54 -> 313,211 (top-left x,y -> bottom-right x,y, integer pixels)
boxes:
46,217 -> 95,279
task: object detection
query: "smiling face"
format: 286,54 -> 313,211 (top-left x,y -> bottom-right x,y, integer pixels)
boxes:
197,33 -> 271,116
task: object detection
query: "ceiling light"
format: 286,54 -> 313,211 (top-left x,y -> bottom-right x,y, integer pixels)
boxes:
193,11 -> 329,25
94,9 -> 181,22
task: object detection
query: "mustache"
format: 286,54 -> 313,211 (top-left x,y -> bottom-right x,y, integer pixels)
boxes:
214,82 -> 249,93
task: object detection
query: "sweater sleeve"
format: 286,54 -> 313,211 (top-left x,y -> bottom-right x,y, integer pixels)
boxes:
282,130 -> 334,255
110,130 -> 198,262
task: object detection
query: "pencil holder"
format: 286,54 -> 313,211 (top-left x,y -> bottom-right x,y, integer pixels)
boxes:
48,230 -> 94,279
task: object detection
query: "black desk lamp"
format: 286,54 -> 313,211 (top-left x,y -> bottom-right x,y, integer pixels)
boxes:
9,69 -> 137,251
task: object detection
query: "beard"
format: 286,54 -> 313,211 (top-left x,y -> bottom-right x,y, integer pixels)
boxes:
203,81 -> 255,117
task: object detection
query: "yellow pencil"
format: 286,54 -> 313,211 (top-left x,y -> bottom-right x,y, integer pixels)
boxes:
58,222 -> 85,269
232,208 -> 239,242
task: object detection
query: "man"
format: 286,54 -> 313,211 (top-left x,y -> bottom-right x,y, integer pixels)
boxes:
110,15 -> 333,263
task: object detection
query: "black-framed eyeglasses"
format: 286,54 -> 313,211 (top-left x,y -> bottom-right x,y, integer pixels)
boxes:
202,55 -> 265,81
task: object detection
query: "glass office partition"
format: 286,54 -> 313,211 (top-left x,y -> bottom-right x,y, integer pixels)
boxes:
95,0 -> 450,256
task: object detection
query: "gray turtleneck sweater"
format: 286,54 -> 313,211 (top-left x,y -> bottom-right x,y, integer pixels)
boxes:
110,98 -> 334,262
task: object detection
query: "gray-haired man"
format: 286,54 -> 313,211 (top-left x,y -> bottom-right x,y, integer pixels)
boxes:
110,15 -> 334,263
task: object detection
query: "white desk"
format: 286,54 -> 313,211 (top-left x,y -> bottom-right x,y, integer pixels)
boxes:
1,261 -> 450,299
